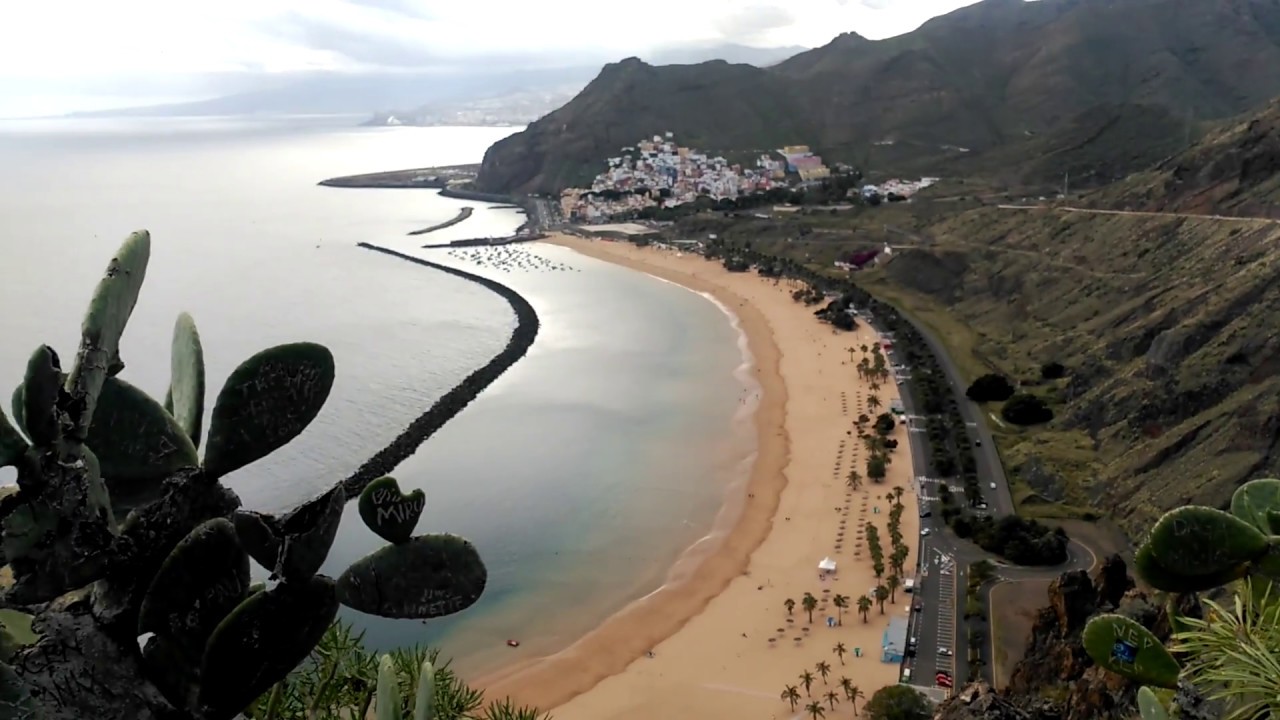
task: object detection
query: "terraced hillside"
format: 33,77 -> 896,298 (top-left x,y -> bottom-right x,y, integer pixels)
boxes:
862,101 -> 1280,535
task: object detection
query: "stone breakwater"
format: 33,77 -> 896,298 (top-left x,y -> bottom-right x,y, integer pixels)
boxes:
407,207 -> 474,236
342,242 -> 540,498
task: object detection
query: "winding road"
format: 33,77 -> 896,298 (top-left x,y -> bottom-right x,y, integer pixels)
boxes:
863,303 -> 1099,700
997,204 -> 1280,224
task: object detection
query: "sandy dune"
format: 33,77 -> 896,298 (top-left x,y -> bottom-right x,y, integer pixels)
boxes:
477,234 -> 921,719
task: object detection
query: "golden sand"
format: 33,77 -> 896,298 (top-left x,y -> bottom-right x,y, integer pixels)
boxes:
476,234 -> 921,719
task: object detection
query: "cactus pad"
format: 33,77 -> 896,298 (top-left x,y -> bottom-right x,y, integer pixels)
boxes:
87,376 -> 199,495
337,534 -> 487,619
22,346 -> 63,446
0,408 -> 26,469
1230,478 -> 1280,534
138,518 -> 250,660
9,385 -> 25,440
168,312 -> 205,449
199,576 -> 338,718
203,342 -> 335,480
376,655 -> 401,720
66,230 -> 151,440
1137,686 -> 1170,720
1146,506 -> 1269,576
1133,542 -> 1249,593
234,485 -> 345,581
358,476 -> 424,545
1082,614 -> 1180,689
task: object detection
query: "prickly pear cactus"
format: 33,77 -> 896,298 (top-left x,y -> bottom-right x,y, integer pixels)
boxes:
359,475 -> 425,544
0,407 -> 26,469
337,534 -> 486,619
234,485 -> 345,581
1145,506 -> 1268,576
1082,614 -> 1180,689
1137,686 -> 1170,720
22,345 -> 63,446
0,230 -> 496,720
167,312 -> 205,449
65,229 -> 150,441
1133,542 -> 1249,593
200,576 -> 339,719
137,518 -> 249,660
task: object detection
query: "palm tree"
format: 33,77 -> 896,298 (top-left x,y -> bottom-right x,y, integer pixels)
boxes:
815,660 -> 831,685
857,595 -> 872,623
824,690 -> 840,711
867,394 -> 881,412
845,469 -> 862,491
784,597 -> 796,616
833,641 -> 848,665
874,585 -> 889,614
805,701 -> 826,720
849,685 -> 866,715
800,670 -> 815,697
839,676 -> 855,702
832,594 -> 849,625
802,592 -> 818,624
886,574 -> 900,603
869,380 -> 880,393
846,346 -> 857,363
860,344 -> 869,354
781,685 -> 801,711
893,486 -> 905,503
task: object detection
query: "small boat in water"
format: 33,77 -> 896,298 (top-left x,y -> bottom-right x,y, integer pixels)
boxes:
507,639 -> 520,648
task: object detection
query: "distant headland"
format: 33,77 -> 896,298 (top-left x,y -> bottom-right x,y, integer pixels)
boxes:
318,164 -> 481,190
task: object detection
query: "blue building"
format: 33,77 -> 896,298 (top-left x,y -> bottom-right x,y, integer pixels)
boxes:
882,616 -> 909,663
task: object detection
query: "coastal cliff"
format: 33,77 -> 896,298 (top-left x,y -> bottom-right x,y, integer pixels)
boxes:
474,0 -> 1280,195
937,557 -> 1210,720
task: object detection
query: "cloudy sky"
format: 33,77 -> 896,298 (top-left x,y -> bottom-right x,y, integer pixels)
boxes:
0,0 -> 1000,116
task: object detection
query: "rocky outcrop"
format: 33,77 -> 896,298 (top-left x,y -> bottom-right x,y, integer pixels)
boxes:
937,555 -> 1202,720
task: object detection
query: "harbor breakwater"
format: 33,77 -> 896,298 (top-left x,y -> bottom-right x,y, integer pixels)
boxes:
342,242 -> 540,498
408,207 -> 474,236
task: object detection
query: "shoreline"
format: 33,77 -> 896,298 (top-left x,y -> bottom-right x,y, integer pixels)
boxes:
476,234 -> 922,718
473,235 -> 791,708
407,206 -> 473,236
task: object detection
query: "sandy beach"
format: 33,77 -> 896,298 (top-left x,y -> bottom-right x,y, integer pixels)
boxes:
477,233 -> 921,719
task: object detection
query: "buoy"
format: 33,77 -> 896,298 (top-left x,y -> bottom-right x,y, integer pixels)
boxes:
507,639 -> 520,648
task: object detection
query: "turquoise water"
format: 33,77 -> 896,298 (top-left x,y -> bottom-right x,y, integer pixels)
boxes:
0,116 -> 754,675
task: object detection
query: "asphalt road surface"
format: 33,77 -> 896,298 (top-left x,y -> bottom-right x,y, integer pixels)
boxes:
864,310 -> 1097,698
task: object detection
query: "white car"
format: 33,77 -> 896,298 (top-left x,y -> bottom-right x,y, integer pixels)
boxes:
989,482 -> 997,490
938,647 -> 953,657
921,528 -> 931,536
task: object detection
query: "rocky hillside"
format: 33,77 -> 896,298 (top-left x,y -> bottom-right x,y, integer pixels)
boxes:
871,98 -> 1280,533
476,0 -> 1280,195
937,557 -> 1213,720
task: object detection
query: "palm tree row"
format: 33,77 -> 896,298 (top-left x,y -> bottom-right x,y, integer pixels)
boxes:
782,669 -> 866,716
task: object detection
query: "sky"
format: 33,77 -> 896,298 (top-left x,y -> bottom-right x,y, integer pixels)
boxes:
0,0 -> 1000,116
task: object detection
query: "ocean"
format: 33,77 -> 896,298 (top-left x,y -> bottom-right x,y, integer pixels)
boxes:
0,115 -> 755,676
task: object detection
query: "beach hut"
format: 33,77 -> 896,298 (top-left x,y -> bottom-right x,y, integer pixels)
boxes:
818,557 -> 837,574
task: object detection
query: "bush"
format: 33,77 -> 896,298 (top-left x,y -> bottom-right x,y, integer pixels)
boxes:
874,412 -> 896,436
965,373 -> 1015,402
955,514 -> 1069,565
1001,393 -> 1055,426
864,684 -> 931,720
1040,361 -> 1067,380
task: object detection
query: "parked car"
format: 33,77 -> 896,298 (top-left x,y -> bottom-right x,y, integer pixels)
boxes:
937,647 -> 953,656
989,482 -> 997,490
975,439 -> 982,447
921,528 -> 931,536
920,510 -> 932,518
913,602 -> 924,612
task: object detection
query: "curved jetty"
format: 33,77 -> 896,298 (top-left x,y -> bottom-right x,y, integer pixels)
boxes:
407,207 -> 474,236
342,243 -> 540,498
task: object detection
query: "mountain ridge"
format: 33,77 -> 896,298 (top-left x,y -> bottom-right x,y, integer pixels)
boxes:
476,0 -> 1280,195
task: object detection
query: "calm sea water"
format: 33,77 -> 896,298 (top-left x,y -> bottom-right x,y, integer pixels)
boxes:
0,116 -> 754,675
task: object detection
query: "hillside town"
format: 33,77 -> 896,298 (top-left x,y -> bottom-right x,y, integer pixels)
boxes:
560,133 -> 940,222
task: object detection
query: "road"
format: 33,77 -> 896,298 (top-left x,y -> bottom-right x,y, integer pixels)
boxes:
997,204 -> 1280,224
863,309 -> 1096,698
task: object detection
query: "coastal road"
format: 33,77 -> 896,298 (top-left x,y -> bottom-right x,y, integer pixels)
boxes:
997,204 -> 1280,224
866,309 -> 1098,696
